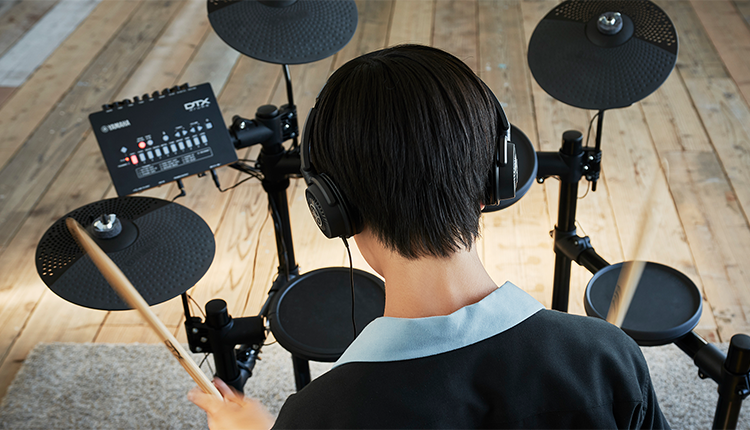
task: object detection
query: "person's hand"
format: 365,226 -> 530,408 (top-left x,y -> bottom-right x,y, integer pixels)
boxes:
188,377 -> 275,430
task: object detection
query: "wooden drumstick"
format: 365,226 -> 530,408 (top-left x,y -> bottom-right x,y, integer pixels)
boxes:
606,175 -> 664,328
65,218 -> 222,400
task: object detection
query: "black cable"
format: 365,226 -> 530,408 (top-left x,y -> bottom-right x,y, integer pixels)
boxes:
171,179 -> 186,201
584,111 -> 600,148
212,164 -> 264,193
342,237 -> 356,339
217,173 -> 259,192
187,294 -> 206,318
578,180 -> 591,200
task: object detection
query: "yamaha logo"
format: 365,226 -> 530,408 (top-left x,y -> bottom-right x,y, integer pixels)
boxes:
309,201 -> 323,228
184,98 -> 210,112
100,119 -> 131,133
307,197 -> 327,231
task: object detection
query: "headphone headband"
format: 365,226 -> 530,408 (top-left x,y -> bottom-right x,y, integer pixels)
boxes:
300,78 -> 517,238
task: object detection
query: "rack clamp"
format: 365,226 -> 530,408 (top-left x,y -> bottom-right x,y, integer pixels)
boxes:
553,228 -> 594,263
582,146 -> 602,184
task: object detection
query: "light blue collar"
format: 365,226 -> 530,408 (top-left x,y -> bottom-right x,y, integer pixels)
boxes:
334,282 -> 544,367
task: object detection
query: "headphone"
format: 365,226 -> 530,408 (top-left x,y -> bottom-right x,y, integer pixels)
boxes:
300,82 -> 518,239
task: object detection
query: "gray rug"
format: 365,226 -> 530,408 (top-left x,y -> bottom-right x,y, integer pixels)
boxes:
0,342 -> 747,429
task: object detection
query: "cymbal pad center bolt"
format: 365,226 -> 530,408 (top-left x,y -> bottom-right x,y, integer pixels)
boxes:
597,12 -> 623,35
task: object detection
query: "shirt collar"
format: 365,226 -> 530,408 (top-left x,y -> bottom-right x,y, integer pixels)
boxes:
334,281 -> 544,367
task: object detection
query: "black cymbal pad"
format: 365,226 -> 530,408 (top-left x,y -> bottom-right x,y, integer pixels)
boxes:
208,0 -> 358,65
528,0 -> 677,110
36,197 -> 215,311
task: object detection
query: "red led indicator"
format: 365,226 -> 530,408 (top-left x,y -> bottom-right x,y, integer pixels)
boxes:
130,155 -> 139,165
138,141 -> 147,149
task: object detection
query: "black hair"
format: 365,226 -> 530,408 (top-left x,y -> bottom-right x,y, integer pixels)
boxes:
310,44 -> 498,259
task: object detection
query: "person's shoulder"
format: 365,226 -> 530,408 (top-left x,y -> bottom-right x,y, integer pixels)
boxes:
531,308 -> 639,345
272,363 -> 376,429
511,309 -> 649,379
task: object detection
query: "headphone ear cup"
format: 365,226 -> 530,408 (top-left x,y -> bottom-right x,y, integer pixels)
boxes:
305,173 -> 360,238
498,142 -> 518,200
485,142 -> 518,206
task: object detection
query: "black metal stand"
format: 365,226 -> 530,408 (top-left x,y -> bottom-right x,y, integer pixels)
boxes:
674,332 -> 750,429
536,112 -> 750,428
183,64 -> 317,391
536,127 -> 606,312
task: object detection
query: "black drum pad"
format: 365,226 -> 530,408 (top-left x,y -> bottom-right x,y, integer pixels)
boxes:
269,267 -> 385,362
528,0 -> 677,110
207,0 -> 358,65
36,197 -> 215,310
585,261 -> 702,346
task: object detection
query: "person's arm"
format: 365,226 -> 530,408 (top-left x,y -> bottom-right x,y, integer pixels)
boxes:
188,378 -> 275,430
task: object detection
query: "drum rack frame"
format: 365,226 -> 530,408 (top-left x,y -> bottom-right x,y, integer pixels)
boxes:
537,112 -> 750,429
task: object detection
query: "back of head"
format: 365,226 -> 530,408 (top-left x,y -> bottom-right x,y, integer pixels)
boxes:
310,44 -> 498,259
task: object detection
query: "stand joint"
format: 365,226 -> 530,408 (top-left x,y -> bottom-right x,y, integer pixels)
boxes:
553,228 -> 593,261
582,147 -> 602,184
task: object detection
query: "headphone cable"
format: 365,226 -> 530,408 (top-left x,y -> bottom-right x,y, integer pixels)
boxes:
341,237 -> 357,340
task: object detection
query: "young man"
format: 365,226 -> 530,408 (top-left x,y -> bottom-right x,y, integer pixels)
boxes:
189,44 -> 669,429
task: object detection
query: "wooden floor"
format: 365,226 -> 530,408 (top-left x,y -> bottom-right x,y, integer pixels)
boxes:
1,0 -> 750,401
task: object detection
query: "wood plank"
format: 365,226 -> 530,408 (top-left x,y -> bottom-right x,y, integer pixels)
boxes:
94,321 -> 172,344
691,0 -> 750,106
0,0 -> 141,178
433,0 -> 478,71
633,70 -> 721,341
0,0 -> 186,399
0,1 -> 180,253
735,0 -> 750,28
0,0 -> 188,356
640,73 -> 713,153
656,2 -> 750,228
388,0 -> 434,46
651,1 -> 750,339
601,105 -> 720,338
0,0 -> 58,59
0,85 -> 12,107
335,0 -> 393,68
601,106 -> 695,273
179,30 -> 241,101
0,133 -> 114,365
663,151 -> 750,341
114,0 -> 211,101
0,0 -> 101,87
477,0 -> 555,307
0,0 -> 22,20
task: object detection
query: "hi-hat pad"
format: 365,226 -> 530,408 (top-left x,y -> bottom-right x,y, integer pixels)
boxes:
36,197 -> 215,310
528,0 -> 678,110
207,0 -> 358,65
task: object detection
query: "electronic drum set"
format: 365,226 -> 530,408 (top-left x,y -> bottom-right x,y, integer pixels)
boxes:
33,1 -> 750,428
